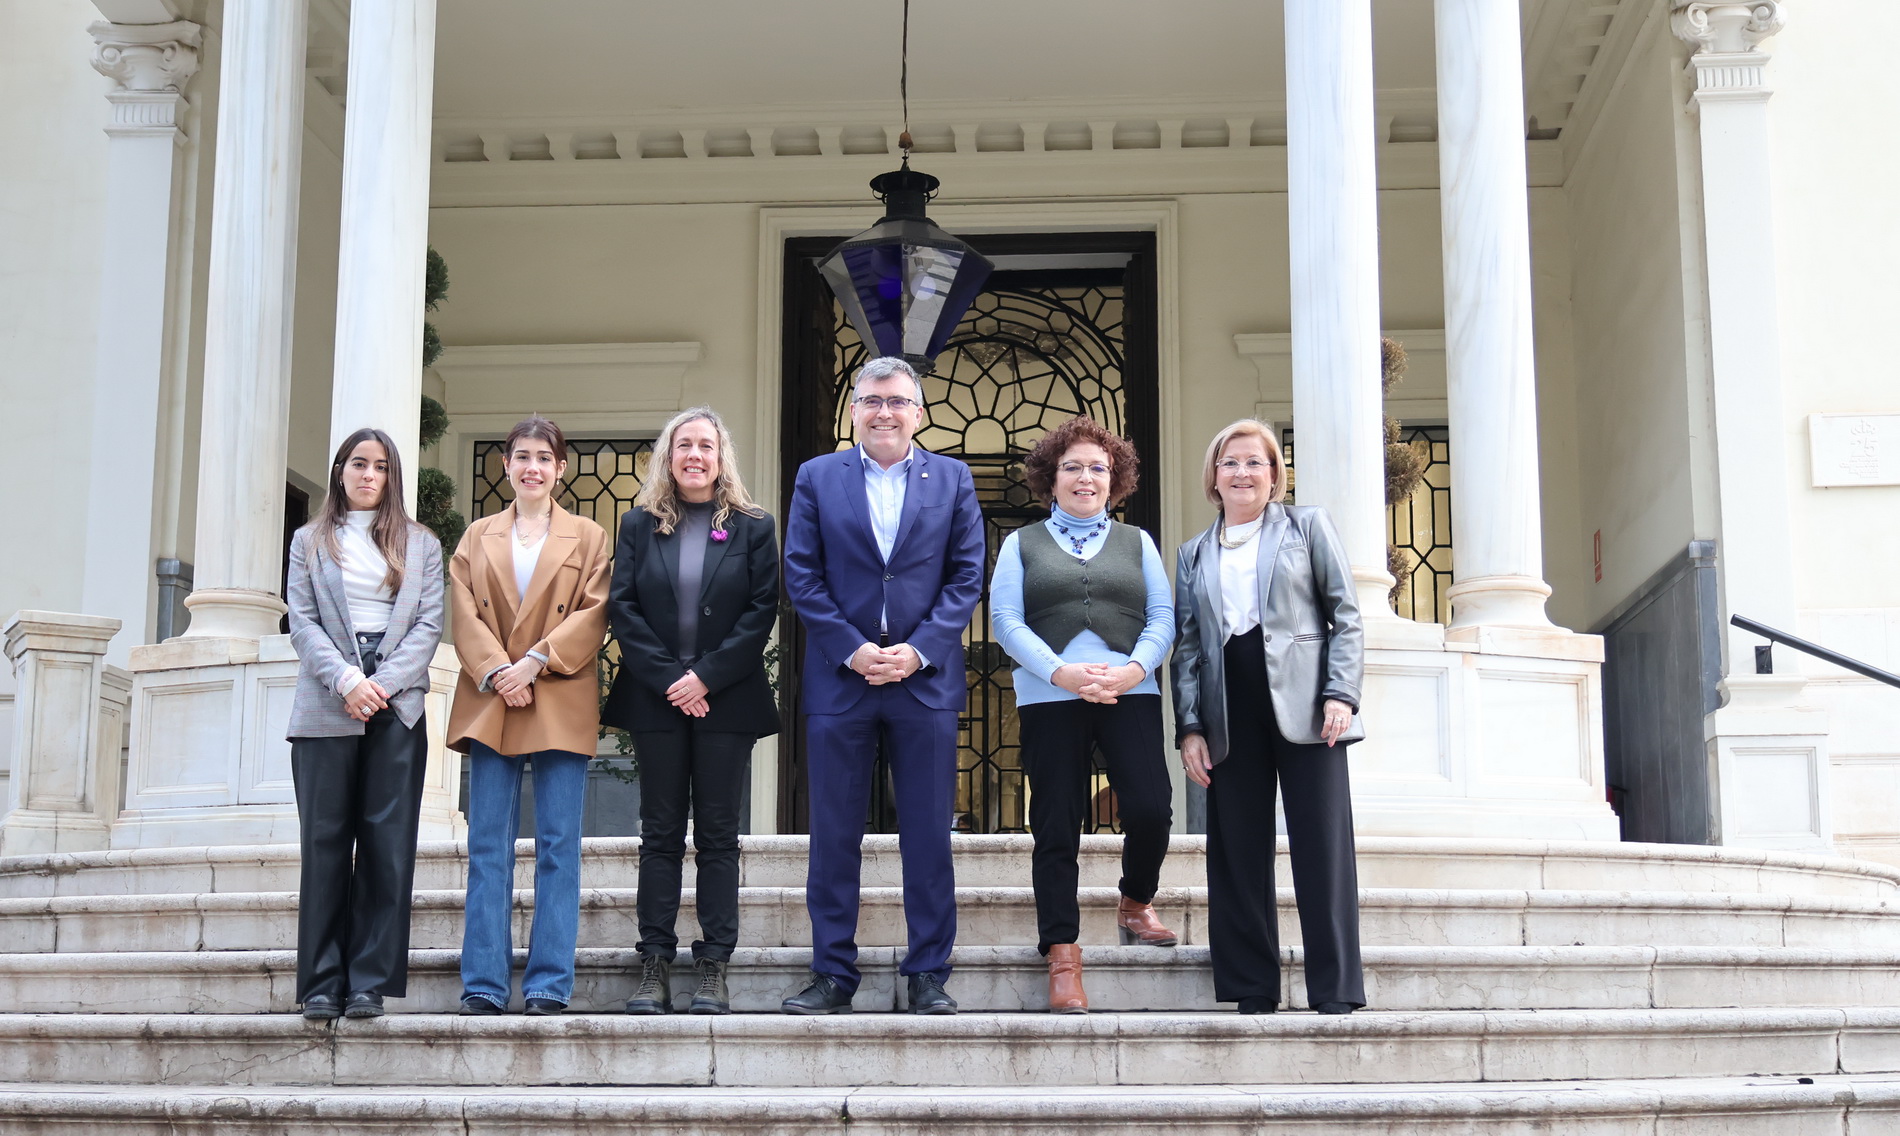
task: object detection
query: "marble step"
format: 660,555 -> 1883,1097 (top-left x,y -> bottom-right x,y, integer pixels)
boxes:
2,1076 -> 1898,1136
4,834 -> 1894,899
0,1008 -> 1893,1089
7,945 -> 1900,1015
6,884 -> 1898,954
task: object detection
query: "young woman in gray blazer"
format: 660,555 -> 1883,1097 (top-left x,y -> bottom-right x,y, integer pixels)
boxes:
1171,419 -> 1366,1016
284,427 -> 445,1020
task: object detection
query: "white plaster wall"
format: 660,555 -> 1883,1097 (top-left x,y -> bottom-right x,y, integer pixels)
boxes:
1765,10 -> 1900,864
1560,20 -> 1703,630
0,1 -> 109,619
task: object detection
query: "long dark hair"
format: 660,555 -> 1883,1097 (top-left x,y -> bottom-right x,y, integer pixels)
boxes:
314,427 -> 413,592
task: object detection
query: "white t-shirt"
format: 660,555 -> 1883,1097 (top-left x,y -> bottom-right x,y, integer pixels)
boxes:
338,512 -> 395,632
1218,515 -> 1265,639
512,522 -> 547,604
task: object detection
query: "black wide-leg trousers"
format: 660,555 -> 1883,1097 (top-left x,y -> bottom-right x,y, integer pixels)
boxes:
290,708 -> 429,1002
632,723 -> 754,962
1019,693 -> 1173,955
1207,627 -> 1365,1008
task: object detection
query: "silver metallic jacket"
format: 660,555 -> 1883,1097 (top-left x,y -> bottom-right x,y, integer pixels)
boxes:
1170,503 -> 1365,763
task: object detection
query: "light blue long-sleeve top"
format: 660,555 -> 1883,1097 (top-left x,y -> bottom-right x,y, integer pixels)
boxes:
990,505 -> 1175,706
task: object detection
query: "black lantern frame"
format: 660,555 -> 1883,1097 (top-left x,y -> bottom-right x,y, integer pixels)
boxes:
817,164 -> 995,376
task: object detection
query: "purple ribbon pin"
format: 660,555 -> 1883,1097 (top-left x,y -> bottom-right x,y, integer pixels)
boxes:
710,529 -> 730,543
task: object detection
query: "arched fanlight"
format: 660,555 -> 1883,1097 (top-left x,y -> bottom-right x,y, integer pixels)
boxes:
817,164 -> 995,376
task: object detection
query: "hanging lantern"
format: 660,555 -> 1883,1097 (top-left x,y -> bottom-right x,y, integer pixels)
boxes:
817,163 -> 994,376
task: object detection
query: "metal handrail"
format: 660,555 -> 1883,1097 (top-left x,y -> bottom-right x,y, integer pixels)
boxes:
1731,615 -> 1900,689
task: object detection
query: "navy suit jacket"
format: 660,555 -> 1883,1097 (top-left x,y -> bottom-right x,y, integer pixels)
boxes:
783,444 -> 986,715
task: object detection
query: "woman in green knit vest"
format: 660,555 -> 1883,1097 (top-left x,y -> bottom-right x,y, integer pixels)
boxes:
990,416 -> 1178,1013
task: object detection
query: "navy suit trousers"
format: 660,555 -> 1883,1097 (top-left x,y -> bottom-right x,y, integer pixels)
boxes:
804,683 -> 959,994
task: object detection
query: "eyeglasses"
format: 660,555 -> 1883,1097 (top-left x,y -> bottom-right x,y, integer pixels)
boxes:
854,396 -> 918,413
1215,458 -> 1275,474
1058,462 -> 1111,478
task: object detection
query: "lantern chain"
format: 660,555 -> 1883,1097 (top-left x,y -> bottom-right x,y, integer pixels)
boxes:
899,0 -> 913,159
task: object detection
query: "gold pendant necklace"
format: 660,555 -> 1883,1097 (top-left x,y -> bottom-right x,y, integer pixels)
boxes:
1217,520 -> 1260,550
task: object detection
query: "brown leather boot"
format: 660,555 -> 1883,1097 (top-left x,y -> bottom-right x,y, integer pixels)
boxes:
1116,896 -> 1179,946
1047,943 -> 1088,1013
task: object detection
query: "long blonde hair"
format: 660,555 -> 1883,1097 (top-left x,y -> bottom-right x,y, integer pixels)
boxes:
637,406 -> 764,535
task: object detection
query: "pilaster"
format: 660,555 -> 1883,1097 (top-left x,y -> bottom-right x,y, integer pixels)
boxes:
81,19 -> 202,663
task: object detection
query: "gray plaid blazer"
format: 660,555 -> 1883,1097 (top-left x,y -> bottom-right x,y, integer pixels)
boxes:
285,522 -> 445,739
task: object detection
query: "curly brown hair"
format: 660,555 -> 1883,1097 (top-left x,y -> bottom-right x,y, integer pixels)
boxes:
1023,417 -> 1140,507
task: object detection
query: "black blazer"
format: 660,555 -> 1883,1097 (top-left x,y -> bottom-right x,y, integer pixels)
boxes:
602,504 -> 780,737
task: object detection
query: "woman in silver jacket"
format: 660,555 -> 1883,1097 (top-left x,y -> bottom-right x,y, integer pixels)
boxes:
284,427 -> 445,1021
1171,418 -> 1365,1015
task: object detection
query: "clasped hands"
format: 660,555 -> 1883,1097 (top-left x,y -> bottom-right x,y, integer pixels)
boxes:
341,677 -> 389,721
491,656 -> 544,708
666,670 -> 710,717
1051,661 -> 1145,705
850,642 -> 923,686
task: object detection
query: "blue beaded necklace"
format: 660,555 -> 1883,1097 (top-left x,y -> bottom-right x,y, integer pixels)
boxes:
1050,505 -> 1109,558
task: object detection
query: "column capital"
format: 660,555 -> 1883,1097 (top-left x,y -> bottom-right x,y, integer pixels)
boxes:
88,20 -> 202,93
1671,2 -> 1785,56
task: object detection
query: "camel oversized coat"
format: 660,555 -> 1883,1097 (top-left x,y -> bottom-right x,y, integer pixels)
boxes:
446,502 -> 611,757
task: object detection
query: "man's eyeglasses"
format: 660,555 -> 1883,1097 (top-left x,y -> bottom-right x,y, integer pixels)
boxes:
855,396 -> 918,413
1216,458 -> 1276,474
1058,463 -> 1111,478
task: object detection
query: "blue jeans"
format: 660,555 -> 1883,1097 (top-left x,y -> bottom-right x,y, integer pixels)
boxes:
461,743 -> 589,1007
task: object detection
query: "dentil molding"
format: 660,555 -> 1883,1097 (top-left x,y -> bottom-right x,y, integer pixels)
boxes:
1671,2 -> 1786,56
88,20 -> 202,93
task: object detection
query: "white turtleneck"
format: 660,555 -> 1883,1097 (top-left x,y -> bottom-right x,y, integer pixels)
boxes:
338,512 -> 395,632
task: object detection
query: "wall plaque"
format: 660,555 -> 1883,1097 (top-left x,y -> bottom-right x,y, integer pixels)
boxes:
1809,413 -> 1900,487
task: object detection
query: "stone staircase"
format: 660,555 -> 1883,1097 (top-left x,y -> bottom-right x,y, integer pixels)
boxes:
4,834 -> 1900,1132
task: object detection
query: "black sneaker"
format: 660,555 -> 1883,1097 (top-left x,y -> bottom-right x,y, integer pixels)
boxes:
625,954 -> 672,1015
524,997 -> 565,1016
689,957 -> 731,1015
459,995 -> 505,1016
781,971 -> 853,1015
906,973 -> 957,1015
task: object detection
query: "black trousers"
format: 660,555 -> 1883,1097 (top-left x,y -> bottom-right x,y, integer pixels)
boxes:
1207,627 -> 1365,1008
1019,694 -> 1172,955
290,708 -> 429,1001
632,723 -> 754,962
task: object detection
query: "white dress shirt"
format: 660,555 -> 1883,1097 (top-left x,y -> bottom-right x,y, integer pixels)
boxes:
1218,514 -> 1265,639
859,445 -> 928,666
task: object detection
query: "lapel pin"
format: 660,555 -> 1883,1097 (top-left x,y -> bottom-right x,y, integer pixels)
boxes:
921,471 -> 929,478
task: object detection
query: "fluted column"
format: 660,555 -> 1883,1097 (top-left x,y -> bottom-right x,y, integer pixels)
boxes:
1434,0 -> 1554,630
1284,0 -> 1395,616
329,0 -> 438,507
181,0 -> 309,640
1672,1 -> 1798,666
81,20 -> 201,661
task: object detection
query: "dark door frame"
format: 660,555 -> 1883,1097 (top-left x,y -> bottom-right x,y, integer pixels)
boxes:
775,230 -> 1161,834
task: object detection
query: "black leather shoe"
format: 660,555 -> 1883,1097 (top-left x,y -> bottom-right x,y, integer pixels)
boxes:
1314,1001 -> 1356,1015
781,972 -> 854,1015
906,973 -> 957,1015
524,997 -> 565,1016
343,991 -> 384,1019
301,994 -> 342,1021
459,995 -> 504,1016
1237,996 -> 1278,1015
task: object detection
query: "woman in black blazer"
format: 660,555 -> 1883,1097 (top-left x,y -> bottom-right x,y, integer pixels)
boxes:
603,406 -> 779,1017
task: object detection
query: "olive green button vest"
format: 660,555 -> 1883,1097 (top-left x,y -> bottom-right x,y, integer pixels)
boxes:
1019,520 -> 1146,655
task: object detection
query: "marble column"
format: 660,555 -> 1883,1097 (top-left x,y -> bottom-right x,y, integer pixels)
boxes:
329,0 -> 438,508
180,0 -> 309,640
81,20 -> 201,663
1433,0 -> 1554,630
1284,0 -> 1396,616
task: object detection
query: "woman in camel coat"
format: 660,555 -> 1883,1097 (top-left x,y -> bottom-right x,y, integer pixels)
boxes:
446,415 -> 611,1015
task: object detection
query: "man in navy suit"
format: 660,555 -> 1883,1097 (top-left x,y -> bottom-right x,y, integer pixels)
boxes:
780,356 -> 986,1015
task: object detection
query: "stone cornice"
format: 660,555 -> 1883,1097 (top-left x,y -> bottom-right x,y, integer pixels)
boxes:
1671,2 -> 1786,56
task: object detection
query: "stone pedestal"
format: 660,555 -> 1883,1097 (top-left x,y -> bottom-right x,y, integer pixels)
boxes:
0,613 -> 131,856
1706,675 -> 1832,853
1346,619 -> 1620,841
114,639 -> 465,849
